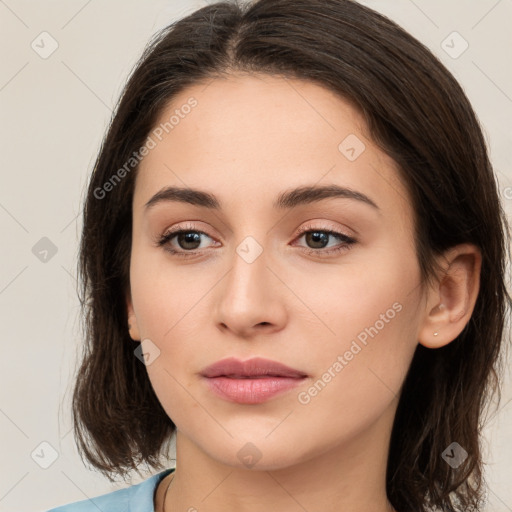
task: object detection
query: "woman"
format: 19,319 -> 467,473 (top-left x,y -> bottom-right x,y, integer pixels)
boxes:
47,0 -> 511,511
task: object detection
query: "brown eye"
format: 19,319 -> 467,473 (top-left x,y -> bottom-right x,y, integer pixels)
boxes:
157,226 -> 218,258
174,231 -> 203,250
294,225 -> 357,257
304,231 -> 330,249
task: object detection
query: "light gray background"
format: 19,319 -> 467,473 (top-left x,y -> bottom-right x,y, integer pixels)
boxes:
1,1 -> 511,511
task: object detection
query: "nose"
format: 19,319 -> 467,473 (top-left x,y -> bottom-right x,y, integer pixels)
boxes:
214,243 -> 288,338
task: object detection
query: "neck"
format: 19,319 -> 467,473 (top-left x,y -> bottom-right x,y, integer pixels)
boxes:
163,403 -> 398,512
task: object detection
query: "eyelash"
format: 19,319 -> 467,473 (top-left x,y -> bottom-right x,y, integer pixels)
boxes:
156,222 -> 357,259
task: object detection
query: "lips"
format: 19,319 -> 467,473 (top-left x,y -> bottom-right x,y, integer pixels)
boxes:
200,357 -> 308,404
200,356 -> 308,379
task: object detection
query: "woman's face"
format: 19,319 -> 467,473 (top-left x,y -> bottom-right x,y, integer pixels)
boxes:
128,73 -> 427,470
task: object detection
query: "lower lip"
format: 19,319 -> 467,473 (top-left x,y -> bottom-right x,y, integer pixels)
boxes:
203,376 -> 306,404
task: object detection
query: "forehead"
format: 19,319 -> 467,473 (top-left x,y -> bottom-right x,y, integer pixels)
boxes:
134,73 -> 412,222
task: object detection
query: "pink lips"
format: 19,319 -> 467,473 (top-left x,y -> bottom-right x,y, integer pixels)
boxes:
200,357 -> 308,404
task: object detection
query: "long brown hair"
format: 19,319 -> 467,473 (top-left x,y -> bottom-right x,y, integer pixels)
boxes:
73,1 -> 512,510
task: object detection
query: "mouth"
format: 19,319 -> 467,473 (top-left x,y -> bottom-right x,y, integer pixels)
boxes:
200,357 -> 308,404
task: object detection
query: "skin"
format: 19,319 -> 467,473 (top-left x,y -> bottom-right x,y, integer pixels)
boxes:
126,73 -> 481,512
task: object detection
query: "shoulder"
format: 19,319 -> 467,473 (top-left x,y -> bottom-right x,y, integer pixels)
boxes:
45,468 -> 174,512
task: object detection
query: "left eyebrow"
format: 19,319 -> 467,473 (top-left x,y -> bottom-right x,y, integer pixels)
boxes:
143,184 -> 380,212
274,184 -> 380,211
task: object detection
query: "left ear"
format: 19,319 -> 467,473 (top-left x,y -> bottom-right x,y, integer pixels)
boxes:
418,243 -> 482,349
126,292 -> 141,342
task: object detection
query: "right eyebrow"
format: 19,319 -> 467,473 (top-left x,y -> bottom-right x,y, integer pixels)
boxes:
144,186 -> 219,210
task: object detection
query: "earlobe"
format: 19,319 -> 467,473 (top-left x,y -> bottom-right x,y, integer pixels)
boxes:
418,244 -> 481,349
126,295 -> 141,341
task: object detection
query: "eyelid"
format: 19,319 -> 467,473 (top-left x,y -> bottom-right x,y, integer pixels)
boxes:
158,221 -> 353,243
157,220 -> 357,258
291,222 -> 357,255
159,221 -> 216,239
157,222 -> 218,246
295,221 -> 354,239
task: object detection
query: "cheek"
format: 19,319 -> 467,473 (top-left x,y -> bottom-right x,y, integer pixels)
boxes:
129,245 -> 208,339
129,251 -> 213,412
293,242 -> 420,348
294,246 -> 421,407
291,299 -> 419,452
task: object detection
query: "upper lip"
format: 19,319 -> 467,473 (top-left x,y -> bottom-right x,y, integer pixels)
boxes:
200,357 -> 308,378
